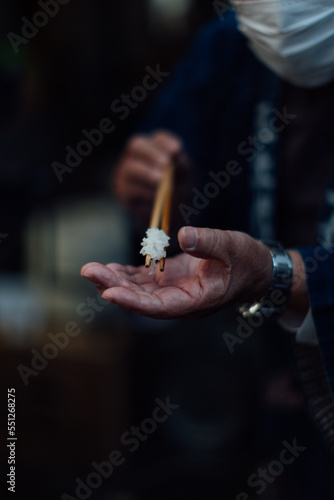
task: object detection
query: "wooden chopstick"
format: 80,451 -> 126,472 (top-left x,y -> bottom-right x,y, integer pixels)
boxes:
149,165 -> 172,229
160,166 -> 173,234
145,163 -> 174,271
159,165 -> 173,271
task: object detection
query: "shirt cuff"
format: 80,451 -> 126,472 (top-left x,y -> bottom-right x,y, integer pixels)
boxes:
278,309 -> 319,345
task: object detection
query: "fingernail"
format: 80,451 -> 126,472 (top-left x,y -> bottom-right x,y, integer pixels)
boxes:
182,227 -> 198,251
81,272 -> 99,284
81,269 -> 101,284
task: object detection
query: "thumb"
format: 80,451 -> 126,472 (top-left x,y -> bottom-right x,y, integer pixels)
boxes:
178,226 -> 230,260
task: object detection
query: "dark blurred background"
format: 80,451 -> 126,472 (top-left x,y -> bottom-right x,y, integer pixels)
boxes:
0,0 -> 213,272
1,2 -> 334,500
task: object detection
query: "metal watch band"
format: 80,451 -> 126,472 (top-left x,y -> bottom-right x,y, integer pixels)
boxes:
239,241 -> 293,318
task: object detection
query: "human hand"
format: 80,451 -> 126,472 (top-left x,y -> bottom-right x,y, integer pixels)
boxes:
80,227 -> 273,319
112,130 -> 191,222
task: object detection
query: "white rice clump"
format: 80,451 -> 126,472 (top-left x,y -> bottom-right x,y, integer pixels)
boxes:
140,228 -> 170,274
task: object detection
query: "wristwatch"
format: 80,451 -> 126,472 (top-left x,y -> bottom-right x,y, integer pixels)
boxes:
239,241 -> 293,318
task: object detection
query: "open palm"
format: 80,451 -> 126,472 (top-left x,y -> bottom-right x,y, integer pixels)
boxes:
81,252 -> 231,319
81,227 -> 273,320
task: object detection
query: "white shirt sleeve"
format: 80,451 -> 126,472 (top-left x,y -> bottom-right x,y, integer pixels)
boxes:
278,309 -> 319,345
295,309 -> 318,345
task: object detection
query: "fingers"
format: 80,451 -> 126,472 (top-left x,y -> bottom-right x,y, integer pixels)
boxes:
178,226 -> 232,261
150,130 -> 183,158
113,131 -> 183,208
81,262 -> 159,295
120,160 -> 163,194
80,262 -> 137,290
80,263 -> 120,290
124,131 -> 182,176
81,262 -> 171,317
126,135 -> 170,171
105,263 -> 139,275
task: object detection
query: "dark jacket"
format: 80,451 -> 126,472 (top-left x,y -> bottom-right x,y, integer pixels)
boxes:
141,12 -> 334,402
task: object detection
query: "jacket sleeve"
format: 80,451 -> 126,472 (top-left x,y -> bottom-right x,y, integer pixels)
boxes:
289,247 -> 334,452
297,246 -> 334,399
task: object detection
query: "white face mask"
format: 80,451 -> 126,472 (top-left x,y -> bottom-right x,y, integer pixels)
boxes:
231,0 -> 334,88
